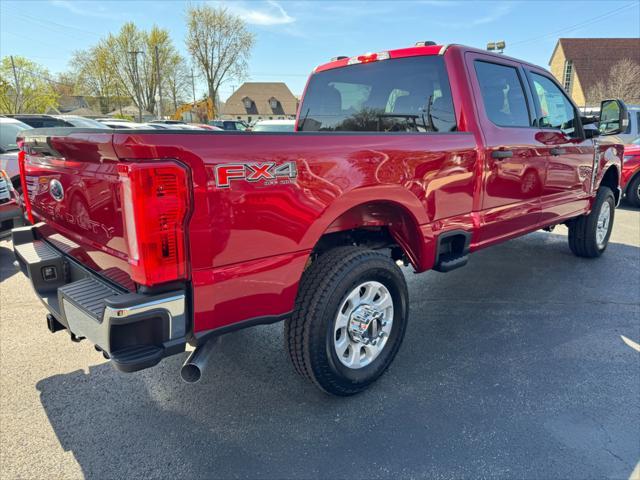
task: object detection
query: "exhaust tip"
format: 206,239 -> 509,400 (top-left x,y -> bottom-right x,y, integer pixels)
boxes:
180,363 -> 202,383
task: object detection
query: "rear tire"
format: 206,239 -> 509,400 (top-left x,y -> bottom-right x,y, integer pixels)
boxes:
285,247 -> 409,396
626,175 -> 640,208
568,186 -> 615,258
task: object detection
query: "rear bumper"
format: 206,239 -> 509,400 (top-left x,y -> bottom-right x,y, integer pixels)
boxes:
12,225 -> 187,372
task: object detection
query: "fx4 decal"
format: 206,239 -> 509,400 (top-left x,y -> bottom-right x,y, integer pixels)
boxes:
213,162 -> 298,188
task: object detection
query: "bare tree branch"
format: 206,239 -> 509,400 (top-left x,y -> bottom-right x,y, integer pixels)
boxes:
186,5 -> 254,117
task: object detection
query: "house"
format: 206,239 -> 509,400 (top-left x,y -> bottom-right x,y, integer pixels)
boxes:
57,95 -> 90,113
45,96 -> 100,116
221,82 -> 298,123
106,104 -> 154,122
549,38 -> 640,107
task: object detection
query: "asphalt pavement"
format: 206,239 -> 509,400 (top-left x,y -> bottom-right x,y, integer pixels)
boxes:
1,206 -> 639,479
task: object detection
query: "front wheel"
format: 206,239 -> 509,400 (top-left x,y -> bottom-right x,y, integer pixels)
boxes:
285,247 -> 409,396
568,186 -> 615,258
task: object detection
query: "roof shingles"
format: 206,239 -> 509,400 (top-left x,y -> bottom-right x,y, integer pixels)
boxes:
222,82 -> 298,117
553,38 -> 640,96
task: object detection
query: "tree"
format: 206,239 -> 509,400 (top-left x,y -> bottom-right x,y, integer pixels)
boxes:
0,56 -> 59,114
186,5 -> 254,116
586,59 -> 640,106
52,71 -> 77,98
71,44 -> 118,114
163,53 -> 191,114
71,23 -> 185,119
105,23 -> 184,120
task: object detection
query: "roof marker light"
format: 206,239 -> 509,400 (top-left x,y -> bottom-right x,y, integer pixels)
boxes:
347,51 -> 390,65
415,41 -> 437,47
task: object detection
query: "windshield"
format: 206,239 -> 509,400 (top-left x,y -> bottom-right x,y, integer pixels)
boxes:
298,56 -> 456,133
0,121 -> 32,152
253,123 -> 294,132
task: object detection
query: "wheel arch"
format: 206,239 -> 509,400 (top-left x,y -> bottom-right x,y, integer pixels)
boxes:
302,189 -> 428,270
599,165 -> 620,204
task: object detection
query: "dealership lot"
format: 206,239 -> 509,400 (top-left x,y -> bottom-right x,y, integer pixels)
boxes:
1,207 -> 638,479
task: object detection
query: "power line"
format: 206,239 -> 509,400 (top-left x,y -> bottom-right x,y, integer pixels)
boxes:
2,4 -> 104,40
8,65 -> 76,87
510,2 -> 638,46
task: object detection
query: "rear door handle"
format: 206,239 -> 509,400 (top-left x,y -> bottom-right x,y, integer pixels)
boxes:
550,148 -> 566,156
491,150 -> 513,159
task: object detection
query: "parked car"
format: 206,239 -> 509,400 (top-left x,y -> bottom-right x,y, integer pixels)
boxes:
12,42 -> 627,396
194,124 -> 223,131
97,119 -> 152,129
580,105 -> 639,145
53,115 -> 109,129
622,137 -> 640,206
251,119 -> 296,132
149,120 -> 187,125
209,120 -> 248,131
0,169 -> 22,232
6,114 -> 74,128
614,105 -> 640,145
0,117 -> 32,189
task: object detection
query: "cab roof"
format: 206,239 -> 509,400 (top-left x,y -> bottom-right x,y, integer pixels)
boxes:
313,43 -> 547,74
314,44 -> 445,73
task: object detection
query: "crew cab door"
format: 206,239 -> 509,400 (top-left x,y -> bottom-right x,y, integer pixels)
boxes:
465,53 -> 542,246
523,68 -> 593,222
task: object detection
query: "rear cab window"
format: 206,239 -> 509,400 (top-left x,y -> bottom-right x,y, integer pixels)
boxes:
474,61 -> 532,128
298,56 -> 456,133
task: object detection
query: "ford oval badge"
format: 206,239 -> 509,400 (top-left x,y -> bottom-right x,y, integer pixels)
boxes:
49,179 -> 65,202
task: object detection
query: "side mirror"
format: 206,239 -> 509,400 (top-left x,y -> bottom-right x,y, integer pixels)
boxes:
598,99 -> 628,136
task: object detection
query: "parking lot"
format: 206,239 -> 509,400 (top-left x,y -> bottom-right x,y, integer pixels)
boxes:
0,206 -> 638,479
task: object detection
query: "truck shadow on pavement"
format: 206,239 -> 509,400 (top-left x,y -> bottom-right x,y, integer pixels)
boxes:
35,231 -> 639,479
0,242 -> 19,283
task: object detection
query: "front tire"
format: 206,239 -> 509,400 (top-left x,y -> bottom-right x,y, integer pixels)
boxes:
285,247 -> 409,396
568,186 -> 615,258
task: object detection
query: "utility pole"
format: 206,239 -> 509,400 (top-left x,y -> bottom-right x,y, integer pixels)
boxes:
191,67 -> 197,106
154,45 -> 163,120
115,82 -> 123,117
128,50 -> 143,122
10,56 -> 21,113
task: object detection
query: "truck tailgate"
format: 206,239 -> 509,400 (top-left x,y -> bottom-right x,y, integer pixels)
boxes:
21,131 -> 133,289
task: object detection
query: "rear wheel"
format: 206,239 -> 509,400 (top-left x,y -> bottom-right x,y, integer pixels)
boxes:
568,186 -> 615,258
626,175 -> 640,208
285,247 -> 409,396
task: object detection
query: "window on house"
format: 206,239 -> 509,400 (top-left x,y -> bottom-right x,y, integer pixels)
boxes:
563,60 -> 573,93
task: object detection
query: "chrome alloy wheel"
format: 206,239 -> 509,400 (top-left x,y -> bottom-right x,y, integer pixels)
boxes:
596,200 -> 611,248
333,281 -> 394,369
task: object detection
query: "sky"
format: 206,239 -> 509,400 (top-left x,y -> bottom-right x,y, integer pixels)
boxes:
1,0 -> 639,102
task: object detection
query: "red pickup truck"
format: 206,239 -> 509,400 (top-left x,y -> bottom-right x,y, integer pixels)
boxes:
12,43 -> 627,396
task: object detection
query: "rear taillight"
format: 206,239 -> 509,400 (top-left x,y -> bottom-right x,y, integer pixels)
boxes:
118,161 -> 191,287
17,150 -> 34,223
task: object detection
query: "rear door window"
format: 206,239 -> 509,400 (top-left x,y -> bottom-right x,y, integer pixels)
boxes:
298,56 -> 456,133
474,61 -> 531,128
